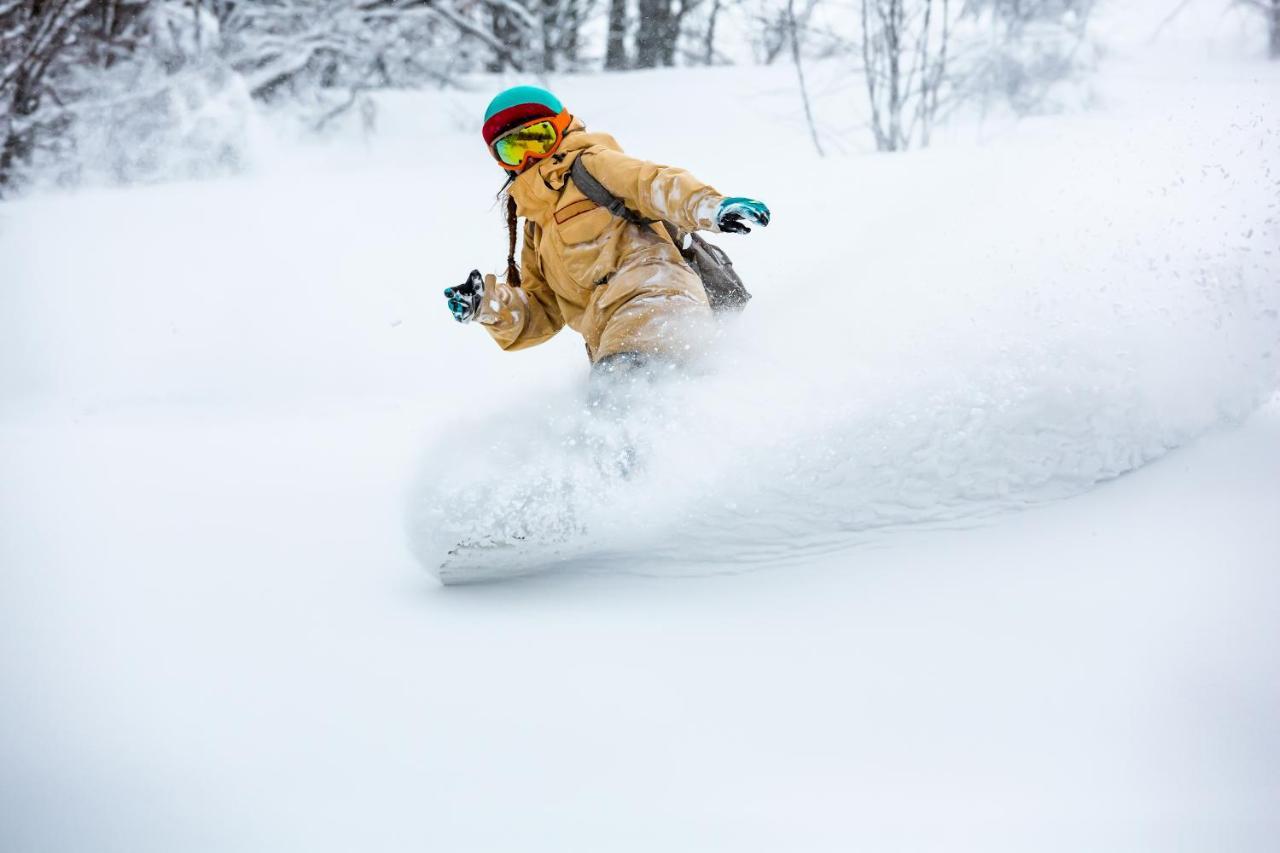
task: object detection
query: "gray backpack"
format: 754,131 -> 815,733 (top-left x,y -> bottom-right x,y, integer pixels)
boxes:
569,155 -> 752,312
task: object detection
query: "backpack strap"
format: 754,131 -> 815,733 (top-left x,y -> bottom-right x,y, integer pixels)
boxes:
570,153 -> 684,246
570,154 -> 655,226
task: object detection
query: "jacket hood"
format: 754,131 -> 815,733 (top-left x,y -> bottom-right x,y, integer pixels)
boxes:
509,119 -> 621,219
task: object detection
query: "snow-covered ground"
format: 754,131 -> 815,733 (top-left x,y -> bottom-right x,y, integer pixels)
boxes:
2,3 -> 1279,850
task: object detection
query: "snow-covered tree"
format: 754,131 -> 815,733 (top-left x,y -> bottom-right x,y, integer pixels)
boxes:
0,0 -> 525,191
0,0 -> 99,192
0,0 -> 1110,193
58,1 -> 252,185
960,0 -> 1095,116
860,0 -> 953,151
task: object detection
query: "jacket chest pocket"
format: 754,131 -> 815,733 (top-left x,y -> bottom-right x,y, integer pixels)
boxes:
552,199 -> 621,288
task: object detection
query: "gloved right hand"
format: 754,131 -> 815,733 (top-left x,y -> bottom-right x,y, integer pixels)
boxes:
716,197 -> 771,234
444,270 -> 485,323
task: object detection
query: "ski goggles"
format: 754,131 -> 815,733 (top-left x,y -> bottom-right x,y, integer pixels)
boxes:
490,112 -> 572,172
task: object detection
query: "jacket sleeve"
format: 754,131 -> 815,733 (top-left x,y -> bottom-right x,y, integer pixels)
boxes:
475,221 -> 565,351
587,149 -> 724,233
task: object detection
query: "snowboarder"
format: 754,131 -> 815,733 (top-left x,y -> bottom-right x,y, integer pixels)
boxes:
443,85 -> 771,373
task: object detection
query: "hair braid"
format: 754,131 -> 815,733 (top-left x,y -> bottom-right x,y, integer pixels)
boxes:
504,193 -> 522,287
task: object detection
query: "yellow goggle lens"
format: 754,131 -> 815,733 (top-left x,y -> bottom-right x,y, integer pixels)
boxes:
492,120 -> 559,167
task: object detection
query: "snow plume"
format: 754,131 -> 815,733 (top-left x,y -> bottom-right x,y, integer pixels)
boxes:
409,98 -> 1280,583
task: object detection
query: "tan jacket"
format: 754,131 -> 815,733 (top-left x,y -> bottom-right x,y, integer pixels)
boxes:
476,121 -> 723,362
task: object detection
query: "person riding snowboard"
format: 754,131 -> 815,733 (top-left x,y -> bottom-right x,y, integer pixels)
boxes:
444,85 -> 771,372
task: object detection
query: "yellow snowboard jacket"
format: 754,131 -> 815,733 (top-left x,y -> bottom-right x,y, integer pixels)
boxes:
475,121 -> 723,363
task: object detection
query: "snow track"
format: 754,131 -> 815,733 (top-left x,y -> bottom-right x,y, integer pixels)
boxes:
409,91 -> 1280,581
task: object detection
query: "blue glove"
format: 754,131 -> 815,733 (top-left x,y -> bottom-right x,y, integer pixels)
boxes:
444,270 -> 484,323
717,197 -> 771,234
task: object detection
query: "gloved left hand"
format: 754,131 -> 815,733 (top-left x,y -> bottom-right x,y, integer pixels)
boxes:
717,197 -> 771,234
444,270 -> 485,323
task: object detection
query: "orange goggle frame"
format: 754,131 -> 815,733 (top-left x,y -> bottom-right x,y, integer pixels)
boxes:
490,111 -> 572,172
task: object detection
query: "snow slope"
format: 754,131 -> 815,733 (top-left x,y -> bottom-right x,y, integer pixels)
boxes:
2,7 -> 1279,850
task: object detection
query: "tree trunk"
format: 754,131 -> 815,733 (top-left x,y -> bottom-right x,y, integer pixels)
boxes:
486,3 -> 523,72
559,0 -> 584,66
703,0 -> 721,63
635,0 -> 669,68
0,127 -> 26,192
540,0 -> 556,71
788,0 -> 823,156
1270,0 -> 1280,60
0,69 -> 37,193
606,0 -> 628,68
885,0 -> 903,151
660,0 -> 687,66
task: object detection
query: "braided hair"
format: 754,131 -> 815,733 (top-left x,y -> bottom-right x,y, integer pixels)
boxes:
504,192 -> 521,288
494,169 -> 522,288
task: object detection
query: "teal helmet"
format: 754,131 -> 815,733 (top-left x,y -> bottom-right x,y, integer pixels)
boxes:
482,85 -> 566,147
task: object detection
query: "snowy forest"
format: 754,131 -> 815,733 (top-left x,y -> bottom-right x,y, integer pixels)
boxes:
2,0 -> 1276,192
3,0 -> 1280,851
